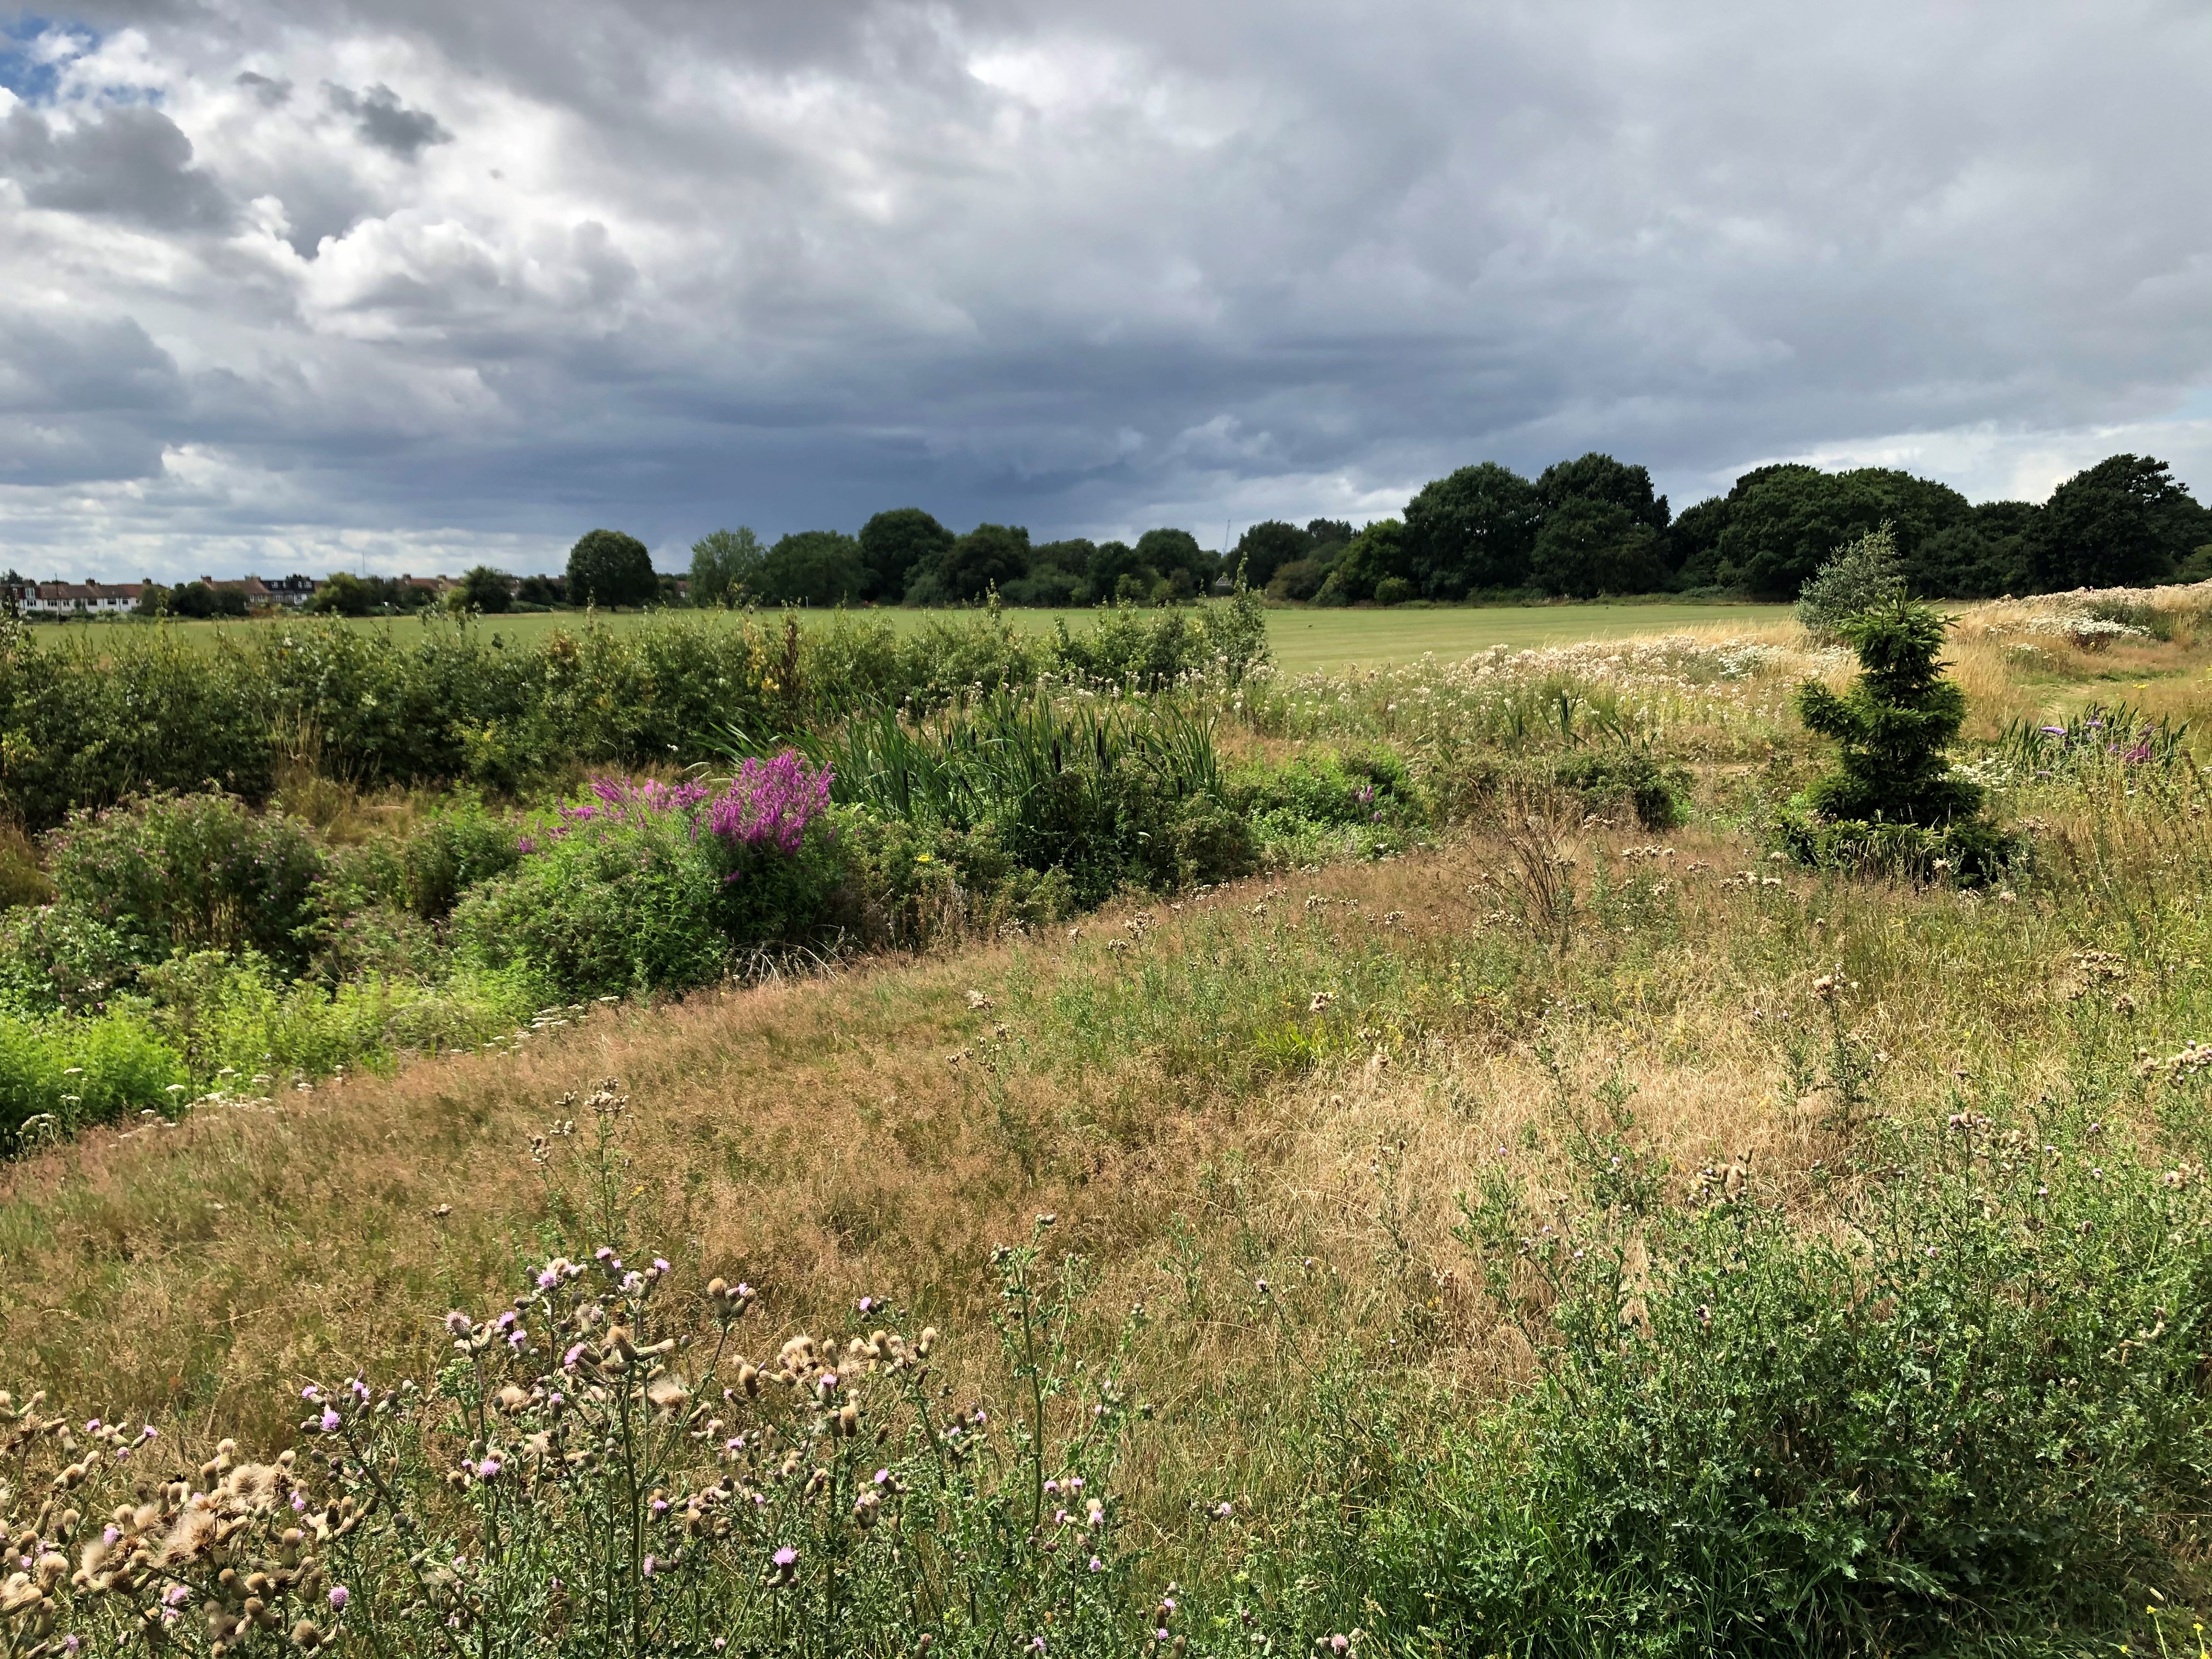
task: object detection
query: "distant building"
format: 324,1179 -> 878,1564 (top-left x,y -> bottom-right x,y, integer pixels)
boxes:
11,579 -> 148,616
204,575 -> 274,607
263,574 -> 320,607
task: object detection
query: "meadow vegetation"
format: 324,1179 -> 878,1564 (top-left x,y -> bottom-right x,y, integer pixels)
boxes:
10,578 -> 2212,1654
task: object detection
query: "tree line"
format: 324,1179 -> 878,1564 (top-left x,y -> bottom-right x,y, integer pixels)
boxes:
1239,450 -> 2212,605
680,449 -> 2212,609
125,446 -> 2211,622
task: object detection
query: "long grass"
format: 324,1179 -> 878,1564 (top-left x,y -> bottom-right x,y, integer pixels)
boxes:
786,690 -> 1224,827
12,585 -> 2212,1652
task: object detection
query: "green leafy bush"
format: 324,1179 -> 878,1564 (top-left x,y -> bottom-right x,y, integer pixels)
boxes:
453,766 -> 844,998
0,620 -> 275,830
0,1005 -> 186,1149
329,792 -> 526,922
1360,1100 -> 2212,1657
1231,744 -> 1425,865
0,903 -> 146,1014
1372,575 -> 1417,606
0,605 -> 1268,827
1796,522 -> 1906,641
48,792 -> 328,977
1550,747 -> 1689,828
1051,589 -> 1271,689
137,949 -> 543,1082
834,814 -> 1076,949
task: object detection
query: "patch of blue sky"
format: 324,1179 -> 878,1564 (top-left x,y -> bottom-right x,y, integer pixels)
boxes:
0,16 -> 82,102
0,18 -> 156,105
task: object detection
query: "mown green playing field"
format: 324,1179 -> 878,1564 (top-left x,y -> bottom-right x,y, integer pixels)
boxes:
57,600 -> 1795,676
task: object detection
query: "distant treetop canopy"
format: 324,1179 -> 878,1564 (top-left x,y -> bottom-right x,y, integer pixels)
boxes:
543,450 -> 2207,618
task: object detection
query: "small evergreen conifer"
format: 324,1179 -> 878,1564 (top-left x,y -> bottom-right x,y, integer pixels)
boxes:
1781,596 -> 2012,878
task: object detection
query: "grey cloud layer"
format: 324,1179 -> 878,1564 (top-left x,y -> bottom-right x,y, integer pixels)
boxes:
2,0 -> 2210,578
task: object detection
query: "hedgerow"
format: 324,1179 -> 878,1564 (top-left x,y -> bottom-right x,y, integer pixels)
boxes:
0,600 -> 1269,830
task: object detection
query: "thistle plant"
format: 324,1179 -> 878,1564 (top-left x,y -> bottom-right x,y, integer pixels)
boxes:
1,1087 -> 1146,1659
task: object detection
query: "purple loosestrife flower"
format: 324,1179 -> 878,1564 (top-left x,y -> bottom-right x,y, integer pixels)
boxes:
707,752 -> 833,856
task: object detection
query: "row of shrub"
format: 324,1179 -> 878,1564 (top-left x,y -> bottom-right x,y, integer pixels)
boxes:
0,692 -> 1438,1146
0,595 -> 1268,831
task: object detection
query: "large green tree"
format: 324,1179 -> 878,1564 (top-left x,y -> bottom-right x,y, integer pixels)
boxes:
1134,528 -> 1210,594
566,528 -> 657,608
2030,454 -> 2204,590
1910,500 -> 2039,599
690,528 -> 764,607
1529,498 -> 1667,598
1536,453 -> 1670,533
1306,518 -> 1356,556
1667,496 -> 1732,588
857,508 -> 954,602
1318,520 -> 1412,604
1402,462 -> 1540,597
308,573 -> 374,616
759,530 -> 865,605
456,566 -> 514,614
1716,466 -> 1971,599
1085,540 -> 1151,603
913,523 -> 1031,603
1232,521 -> 1311,588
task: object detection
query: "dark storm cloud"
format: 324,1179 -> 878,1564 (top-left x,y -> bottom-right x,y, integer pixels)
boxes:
2,0 -> 2211,575
0,311 -> 182,483
324,81 -> 449,158
0,100 -> 230,228
234,69 -> 289,105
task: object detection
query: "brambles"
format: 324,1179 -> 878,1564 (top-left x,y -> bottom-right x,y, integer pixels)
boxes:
47,793 -> 326,979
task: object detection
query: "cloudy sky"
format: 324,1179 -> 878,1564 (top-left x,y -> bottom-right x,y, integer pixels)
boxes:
2,0 -> 2209,580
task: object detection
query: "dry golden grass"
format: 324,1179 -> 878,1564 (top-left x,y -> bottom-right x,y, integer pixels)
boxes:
0,802 -> 2135,1447
10,586 -> 2212,1561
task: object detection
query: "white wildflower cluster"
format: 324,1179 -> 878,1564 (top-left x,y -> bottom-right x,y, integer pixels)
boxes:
1240,632 -> 1849,761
